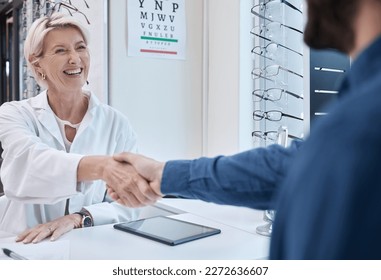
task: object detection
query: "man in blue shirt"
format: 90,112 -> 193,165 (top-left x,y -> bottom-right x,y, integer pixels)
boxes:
107,0 -> 381,259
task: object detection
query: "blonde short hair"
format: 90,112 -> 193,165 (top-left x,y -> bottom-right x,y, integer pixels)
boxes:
24,12 -> 90,88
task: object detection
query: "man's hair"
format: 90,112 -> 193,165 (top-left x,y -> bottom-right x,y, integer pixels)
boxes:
304,0 -> 360,52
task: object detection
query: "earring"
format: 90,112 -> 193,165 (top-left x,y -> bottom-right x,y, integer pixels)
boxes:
41,73 -> 46,80
86,80 -> 89,85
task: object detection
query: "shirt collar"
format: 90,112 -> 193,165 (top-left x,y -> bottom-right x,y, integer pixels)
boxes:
29,89 -> 100,112
339,36 -> 381,97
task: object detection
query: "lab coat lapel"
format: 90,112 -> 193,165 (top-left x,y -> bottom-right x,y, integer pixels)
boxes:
30,91 -> 65,149
75,91 -> 97,137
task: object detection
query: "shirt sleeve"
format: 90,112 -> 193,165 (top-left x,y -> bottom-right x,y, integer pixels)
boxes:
0,102 -> 83,204
84,202 -> 140,226
161,141 -> 302,210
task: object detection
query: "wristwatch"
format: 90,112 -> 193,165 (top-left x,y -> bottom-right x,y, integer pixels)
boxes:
74,211 -> 93,228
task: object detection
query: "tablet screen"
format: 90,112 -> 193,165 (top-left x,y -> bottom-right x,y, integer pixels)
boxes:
113,216 -> 221,246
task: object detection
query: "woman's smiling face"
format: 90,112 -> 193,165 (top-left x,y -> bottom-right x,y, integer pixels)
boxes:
37,26 -> 90,93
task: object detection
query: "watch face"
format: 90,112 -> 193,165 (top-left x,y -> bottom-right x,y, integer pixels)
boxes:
83,216 -> 92,227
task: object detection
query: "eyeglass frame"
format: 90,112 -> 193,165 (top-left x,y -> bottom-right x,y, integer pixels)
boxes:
252,87 -> 303,102
252,42 -> 303,65
257,0 -> 303,14
252,130 -> 302,141
252,64 -> 303,80
252,17 -> 303,36
250,28 -> 303,57
253,110 -> 304,121
47,0 -> 91,25
251,0 -> 303,34
251,42 -> 283,61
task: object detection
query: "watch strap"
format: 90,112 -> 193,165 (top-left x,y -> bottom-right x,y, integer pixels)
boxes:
74,210 -> 93,227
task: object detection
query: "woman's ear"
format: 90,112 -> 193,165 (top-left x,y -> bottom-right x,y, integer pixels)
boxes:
29,55 -> 41,69
29,55 -> 47,80
29,56 -> 44,78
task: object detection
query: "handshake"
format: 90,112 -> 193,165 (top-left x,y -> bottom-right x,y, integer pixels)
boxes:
102,153 -> 165,207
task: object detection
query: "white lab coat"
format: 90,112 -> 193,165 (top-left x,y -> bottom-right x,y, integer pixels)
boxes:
0,90 -> 140,234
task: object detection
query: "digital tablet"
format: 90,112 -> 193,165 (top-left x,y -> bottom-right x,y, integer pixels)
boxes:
113,216 -> 221,246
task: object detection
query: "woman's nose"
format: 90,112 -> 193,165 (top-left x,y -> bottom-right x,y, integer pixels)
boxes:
68,51 -> 81,64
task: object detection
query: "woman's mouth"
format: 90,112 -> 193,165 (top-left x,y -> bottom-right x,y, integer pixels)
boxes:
63,68 -> 82,75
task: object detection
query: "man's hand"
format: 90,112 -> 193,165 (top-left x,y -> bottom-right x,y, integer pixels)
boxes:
102,156 -> 162,207
106,153 -> 165,207
77,155 -> 159,207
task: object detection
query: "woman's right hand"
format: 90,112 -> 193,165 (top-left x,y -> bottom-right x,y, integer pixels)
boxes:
101,157 -> 159,207
77,155 -> 158,207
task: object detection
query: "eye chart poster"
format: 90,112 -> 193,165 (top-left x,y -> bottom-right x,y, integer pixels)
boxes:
127,0 -> 186,60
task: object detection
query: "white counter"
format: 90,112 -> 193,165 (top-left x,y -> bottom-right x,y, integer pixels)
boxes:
0,198 -> 271,260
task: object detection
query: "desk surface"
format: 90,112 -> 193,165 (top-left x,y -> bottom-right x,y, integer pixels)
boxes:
0,198 -> 271,260
156,198 -> 268,234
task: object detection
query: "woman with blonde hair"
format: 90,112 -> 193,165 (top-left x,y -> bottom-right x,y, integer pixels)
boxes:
0,13 -> 152,243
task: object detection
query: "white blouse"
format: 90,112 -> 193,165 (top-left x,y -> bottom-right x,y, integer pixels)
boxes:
53,114 -> 81,152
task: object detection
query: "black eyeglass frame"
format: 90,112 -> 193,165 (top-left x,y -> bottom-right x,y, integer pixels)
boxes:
253,110 -> 304,121
47,0 -> 90,25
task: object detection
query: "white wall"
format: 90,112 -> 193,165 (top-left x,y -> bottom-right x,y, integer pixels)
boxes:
205,0 -> 240,156
71,0 -> 108,103
109,0 -> 203,161
239,0 -> 256,152
205,0 -> 254,156
109,0 -> 250,160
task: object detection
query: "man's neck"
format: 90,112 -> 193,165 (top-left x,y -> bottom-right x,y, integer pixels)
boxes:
350,2 -> 381,59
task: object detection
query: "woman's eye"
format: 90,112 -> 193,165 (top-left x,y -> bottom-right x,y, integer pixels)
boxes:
77,45 -> 87,50
55,49 -> 66,54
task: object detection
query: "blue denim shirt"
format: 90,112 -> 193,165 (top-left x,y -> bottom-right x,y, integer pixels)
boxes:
270,36 -> 381,259
162,140 -> 302,210
162,36 -> 381,259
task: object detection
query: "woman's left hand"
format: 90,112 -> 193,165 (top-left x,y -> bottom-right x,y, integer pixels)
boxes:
16,214 -> 82,244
